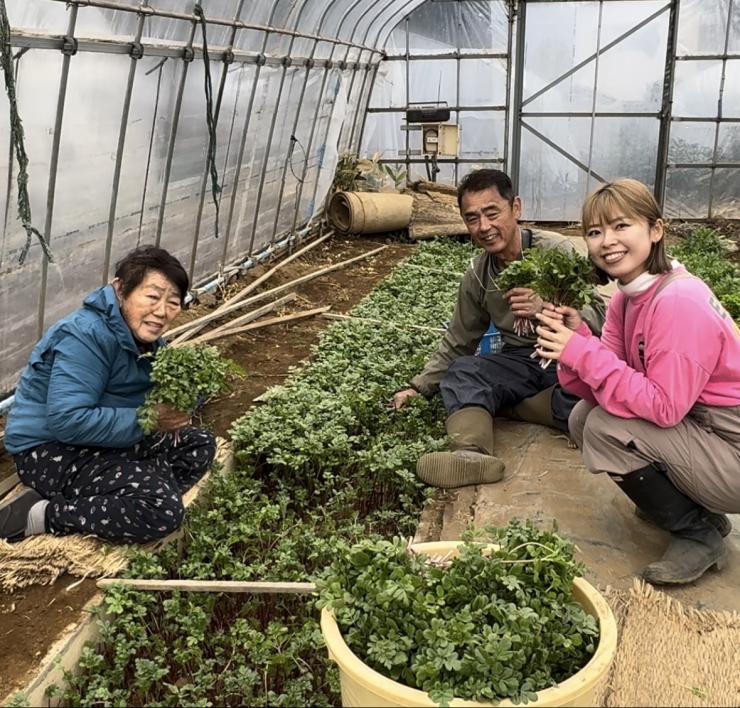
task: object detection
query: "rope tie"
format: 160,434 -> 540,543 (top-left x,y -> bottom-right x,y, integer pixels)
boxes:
0,0 -> 53,264
194,4 -> 222,239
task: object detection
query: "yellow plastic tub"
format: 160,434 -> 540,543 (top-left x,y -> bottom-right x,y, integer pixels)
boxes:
321,540 -> 618,707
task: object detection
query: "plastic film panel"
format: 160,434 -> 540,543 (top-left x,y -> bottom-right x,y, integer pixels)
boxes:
668,122 -> 717,162
676,0 -> 731,56
673,61 -> 723,118
665,167 -> 712,218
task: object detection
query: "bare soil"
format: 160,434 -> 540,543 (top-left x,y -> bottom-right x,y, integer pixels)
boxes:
0,233 -> 412,700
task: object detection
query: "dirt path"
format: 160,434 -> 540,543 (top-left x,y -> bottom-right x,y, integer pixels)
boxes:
0,233 -> 413,700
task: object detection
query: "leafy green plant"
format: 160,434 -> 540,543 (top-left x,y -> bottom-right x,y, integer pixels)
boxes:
496,247 -> 597,337
317,519 -> 599,706
138,344 -> 244,434
669,226 -> 740,323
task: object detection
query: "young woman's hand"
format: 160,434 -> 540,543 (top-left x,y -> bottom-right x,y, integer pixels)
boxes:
505,287 -> 544,319
540,303 -> 583,331
534,310 -> 576,361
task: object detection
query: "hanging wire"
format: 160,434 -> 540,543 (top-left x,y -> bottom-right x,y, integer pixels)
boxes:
289,134 -> 306,184
193,4 -> 222,238
0,0 -> 53,264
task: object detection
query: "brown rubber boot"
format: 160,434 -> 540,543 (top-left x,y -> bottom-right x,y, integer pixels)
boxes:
416,407 -> 505,488
509,386 -> 555,427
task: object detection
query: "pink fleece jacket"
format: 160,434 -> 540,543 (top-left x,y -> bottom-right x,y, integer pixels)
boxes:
558,268 -> 740,428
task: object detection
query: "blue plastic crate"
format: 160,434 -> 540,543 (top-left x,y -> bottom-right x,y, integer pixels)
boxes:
442,321 -> 503,356
477,323 -> 503,355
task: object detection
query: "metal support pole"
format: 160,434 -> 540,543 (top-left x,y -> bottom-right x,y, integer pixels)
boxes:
356,62 -> 381,153
405,17 -> 410,179
503,0 -> 515,173
585,1 -> 604,194
154,4 -> 200,246
36,5 -> 78,337
455,1 -> 462,183
509,0 -> 526,194
347,52 -> 372,150
102,0 -> 149,284
654,0 -> 680,207
707,0 -> 733,218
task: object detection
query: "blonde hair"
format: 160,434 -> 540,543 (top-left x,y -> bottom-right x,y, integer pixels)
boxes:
581,178 -> 671,275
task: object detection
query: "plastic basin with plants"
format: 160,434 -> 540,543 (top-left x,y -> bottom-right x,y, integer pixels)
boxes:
318,520 -> 617,707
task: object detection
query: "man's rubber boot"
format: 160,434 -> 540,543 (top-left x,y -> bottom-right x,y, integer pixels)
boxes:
416,407 -> 505,489
634,505 -> 733,537
0,487 -> 43,542
500,386 -> 555,428
612,465 -> 727,584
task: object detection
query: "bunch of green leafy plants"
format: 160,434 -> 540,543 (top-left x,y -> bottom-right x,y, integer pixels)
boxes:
138,344 -> 244,434
317,519 -> 599,707
669,226 -> 740,323
495,247 -> 597,337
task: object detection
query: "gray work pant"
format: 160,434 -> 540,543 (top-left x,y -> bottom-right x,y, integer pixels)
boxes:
569,400 -> 740,514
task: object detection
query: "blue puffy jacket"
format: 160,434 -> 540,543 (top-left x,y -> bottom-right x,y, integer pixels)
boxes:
4,285 -> 164,454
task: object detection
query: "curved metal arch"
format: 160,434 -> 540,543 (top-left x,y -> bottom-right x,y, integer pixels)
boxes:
375,1 -> 428,50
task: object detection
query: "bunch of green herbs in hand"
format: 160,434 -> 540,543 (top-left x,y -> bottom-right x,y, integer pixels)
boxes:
495,256 -> 543,336
317,519 -> 599,707
138,344 -> 244,435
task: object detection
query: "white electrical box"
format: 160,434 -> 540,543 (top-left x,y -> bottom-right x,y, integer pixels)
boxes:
421,123 -> 459,157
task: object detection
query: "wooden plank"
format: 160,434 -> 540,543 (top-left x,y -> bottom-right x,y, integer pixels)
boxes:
96,578 -> 316,594
171,292 -> 297,347
191,306 -> 331,345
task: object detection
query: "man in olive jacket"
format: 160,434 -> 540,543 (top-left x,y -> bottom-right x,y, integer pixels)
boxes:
392,169 -> 606,489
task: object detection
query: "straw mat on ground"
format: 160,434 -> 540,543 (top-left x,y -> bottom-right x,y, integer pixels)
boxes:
595,579 -> 740,707
0,441 -> 228,592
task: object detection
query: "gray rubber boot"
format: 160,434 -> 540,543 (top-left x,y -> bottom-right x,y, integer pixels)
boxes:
416,407 -> 505,489
612,465 -> 727,585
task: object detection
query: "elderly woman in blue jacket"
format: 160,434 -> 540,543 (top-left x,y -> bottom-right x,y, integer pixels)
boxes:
0,245 -> 216,543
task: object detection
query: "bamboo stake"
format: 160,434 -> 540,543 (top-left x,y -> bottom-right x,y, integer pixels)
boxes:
97,578 -> 317,594
165,244 -> 386,340
322,312 -> 445,333
191,306 -> 331,345
173,231 -> 334,344
170,293 -> 297,348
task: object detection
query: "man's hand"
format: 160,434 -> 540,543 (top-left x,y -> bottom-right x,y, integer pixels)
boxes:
390,388 -> 420,409
505,287 -> 544,319
153,403 -> 191,432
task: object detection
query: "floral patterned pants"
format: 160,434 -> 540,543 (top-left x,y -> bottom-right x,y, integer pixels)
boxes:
13,427 -> 216,543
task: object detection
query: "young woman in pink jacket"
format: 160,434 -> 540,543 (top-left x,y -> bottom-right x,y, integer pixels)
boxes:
535,178 -> 740,585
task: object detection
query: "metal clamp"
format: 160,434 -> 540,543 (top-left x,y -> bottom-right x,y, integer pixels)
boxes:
282,56 -> 292,68
223,48 -> 235,65
256,53 -> 267,66
61,36 -> 78,56
303,58 -> 314,69
338,60 -> 347,70
182,47 -> 195,63
324,59 -> 333,69
129,42 -> 144,60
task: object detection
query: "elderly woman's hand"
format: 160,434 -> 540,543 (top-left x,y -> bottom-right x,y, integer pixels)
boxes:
152,403 -> 191,432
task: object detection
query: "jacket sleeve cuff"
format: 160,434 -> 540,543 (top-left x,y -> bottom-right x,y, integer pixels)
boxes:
559,331 -> 592,370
